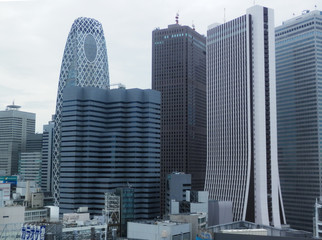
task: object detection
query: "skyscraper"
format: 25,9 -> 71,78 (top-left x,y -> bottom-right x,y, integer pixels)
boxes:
53,17 -> 110,205
152,21 -> 207,215
205,5 -> 285,227
18,134 -> 43,186
59,86 -> 160,219
41,119 -> 54,193
275,10 -> 322,231
0,104 -> 35,175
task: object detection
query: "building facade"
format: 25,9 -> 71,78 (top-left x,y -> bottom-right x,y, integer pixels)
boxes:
275,10 -> 322,231
127,221 -> 190,240
59,86 -> 160,219
18,134 -> 43,186
53,17 -> 110,205
152,22 -> 207,215
19,152 -> 42,185
0,104 -> 35,175
166,172 -> 191,215
205,5 -> 285,227
41,119 -> 54,193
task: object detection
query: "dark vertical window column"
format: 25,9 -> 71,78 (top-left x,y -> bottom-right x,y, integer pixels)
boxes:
263,7 -> 272,224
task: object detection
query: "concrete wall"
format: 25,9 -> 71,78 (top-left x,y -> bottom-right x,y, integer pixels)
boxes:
0,206 -> 25,224
127,221 -> 190,240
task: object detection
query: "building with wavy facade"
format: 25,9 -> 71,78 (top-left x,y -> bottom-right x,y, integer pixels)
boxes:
52,17 -> 110,205
59,86 -> 160,219
205,5 -> 286,227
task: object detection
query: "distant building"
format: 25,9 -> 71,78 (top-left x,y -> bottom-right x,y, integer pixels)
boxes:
52,17 -> 110,205
115,188 -> 134,237
104,188 -> 134,238
205,5 -> 285,227
18,134 -> 43,186
275,10 -> 322,232
170,190 -> 208,216
18,152 -> 42,185
41,119 -> 54,193
59,86 -> 160,219
152,21 -> 207,215
166,173 -> 191,215
0,104 -> 35,175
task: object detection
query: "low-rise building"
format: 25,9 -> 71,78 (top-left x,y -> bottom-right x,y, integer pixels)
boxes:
0,206 -> 25,225
128,220 -> 190,240
170,213 -> 206,240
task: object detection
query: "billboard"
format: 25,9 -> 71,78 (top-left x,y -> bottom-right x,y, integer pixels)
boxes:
0,176 -> 18,186
21,225 -> 46,240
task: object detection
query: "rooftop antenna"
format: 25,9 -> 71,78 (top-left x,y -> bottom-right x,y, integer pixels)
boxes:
192,21 -> 195,30
224,8 -> 226,23
6,101 -> 21,111
175,12 -> 179,24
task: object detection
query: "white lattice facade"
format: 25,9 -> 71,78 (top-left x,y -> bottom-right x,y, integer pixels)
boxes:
53,17 -> 110,205
205,5 -> 286,227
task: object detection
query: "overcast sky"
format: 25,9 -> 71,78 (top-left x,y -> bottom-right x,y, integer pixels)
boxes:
0,0 -> 319,132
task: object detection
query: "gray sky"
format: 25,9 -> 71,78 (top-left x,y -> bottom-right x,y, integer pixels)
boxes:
0,0 -> 319,132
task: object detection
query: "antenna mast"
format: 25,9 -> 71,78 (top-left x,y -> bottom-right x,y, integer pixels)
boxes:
175,12 -> 179,24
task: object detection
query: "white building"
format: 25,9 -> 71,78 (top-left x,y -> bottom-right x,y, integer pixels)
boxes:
0,206 -> 25,224
127,221 -> 190,240
205,5 -> 285,227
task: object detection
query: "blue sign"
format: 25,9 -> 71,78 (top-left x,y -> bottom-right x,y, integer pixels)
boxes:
21,225 -> 46,240
0,176 -> 18,186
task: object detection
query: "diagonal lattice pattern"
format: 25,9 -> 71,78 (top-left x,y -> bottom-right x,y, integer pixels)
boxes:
52,17 -> 110,206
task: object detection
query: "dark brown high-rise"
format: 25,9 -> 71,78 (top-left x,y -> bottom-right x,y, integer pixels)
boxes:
152,22 -> 206,215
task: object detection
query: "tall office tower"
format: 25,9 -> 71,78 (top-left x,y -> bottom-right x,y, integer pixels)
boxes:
53,17 -> 110,205
18,133 -> 43,186
205,5 -> 286,227
0,104 -> 35,175
152,21 -> 207,215
41,119 -> 54,193
275,10 -> 322,232
59,86 -> 160,219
